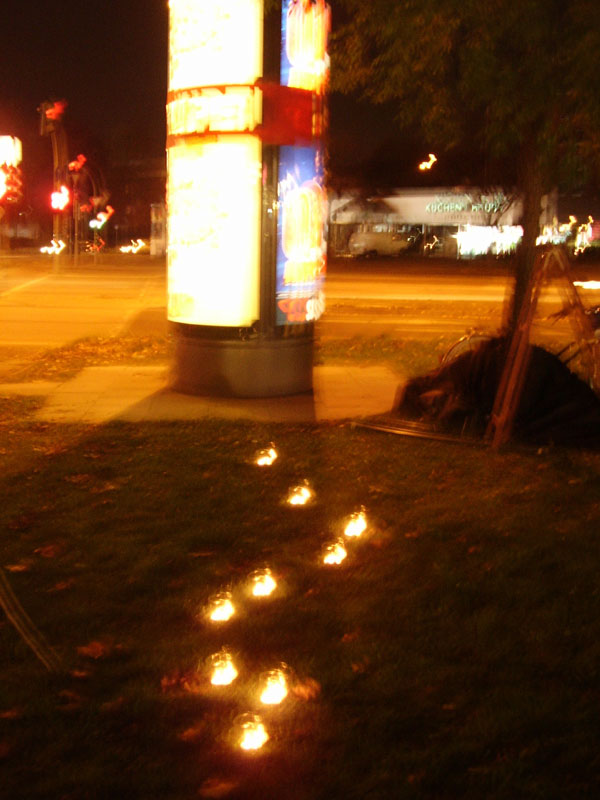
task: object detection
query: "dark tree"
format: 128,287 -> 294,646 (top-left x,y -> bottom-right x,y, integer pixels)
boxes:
331,0 -> 600,325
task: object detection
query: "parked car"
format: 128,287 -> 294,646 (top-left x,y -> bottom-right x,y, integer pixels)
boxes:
348,230 -> 413,257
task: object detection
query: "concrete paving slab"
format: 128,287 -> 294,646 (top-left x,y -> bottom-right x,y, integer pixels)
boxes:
26,364 -> 400,424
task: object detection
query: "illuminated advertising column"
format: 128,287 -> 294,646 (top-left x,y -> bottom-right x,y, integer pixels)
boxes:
167,0 -> 329,398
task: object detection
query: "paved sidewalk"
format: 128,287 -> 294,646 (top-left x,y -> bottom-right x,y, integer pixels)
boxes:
1,363 -> 400,424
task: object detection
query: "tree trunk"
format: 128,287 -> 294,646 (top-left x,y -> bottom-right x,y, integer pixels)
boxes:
508,140 -> 544,332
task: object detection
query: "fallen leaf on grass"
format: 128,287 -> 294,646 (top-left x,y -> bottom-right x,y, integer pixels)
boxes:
70,669 -> 91,679
292,677 -> 321,701
161,671 -> 181,693
47,578 -> 76,593
198,777 -> 240,798
341,630 -> 360,643
77,640 -> 113,659
64,474 -> 92,485
4,560 -> 33,573
0,739 -> 11,758
351,658 -> 370,674
161,670 -> 203,695
35,543 -> 63,558
58,690 -> 85,711
0,708 -> 23,720
100,696 -> 125,713
177,722 -> 207,742
90,481 -> 121,494
181,672 -> 204,694
189,551 -> 216,559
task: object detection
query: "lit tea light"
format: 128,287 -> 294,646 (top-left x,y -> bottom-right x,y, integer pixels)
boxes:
207,592 -> 235,622
323,539 -> 347,565
209,649 -> 238,686
344,508 -> 367,538
287,483 -> 313,505
250,568 -> 277,597
259,668 -> 288,705
236,713 -> 269,751
255,446 -> 278,466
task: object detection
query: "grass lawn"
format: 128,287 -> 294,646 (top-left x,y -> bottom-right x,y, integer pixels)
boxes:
2,403 -> 600,798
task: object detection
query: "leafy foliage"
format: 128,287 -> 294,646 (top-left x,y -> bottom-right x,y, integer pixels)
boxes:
332,0 -> 600,191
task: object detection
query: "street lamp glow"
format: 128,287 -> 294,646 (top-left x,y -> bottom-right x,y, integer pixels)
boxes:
418,153 -> 437,171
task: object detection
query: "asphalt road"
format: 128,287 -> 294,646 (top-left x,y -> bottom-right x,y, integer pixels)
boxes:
2,251 -> 599,367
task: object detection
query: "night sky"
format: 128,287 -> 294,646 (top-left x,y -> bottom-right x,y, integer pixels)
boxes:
0,0 -> 429,214
0,0 -> 168,159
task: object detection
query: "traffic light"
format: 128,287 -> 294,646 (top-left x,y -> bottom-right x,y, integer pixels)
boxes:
39,99 -> 67,136
51,184 -> 71,211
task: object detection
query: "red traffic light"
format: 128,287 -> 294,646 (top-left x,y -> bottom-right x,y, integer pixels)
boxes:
51,185 -> 71,211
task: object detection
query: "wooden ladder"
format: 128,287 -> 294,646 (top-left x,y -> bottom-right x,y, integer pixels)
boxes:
486,246 -> 600,448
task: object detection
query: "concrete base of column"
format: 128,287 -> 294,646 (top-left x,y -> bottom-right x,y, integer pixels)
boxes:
169,328 -> 313,398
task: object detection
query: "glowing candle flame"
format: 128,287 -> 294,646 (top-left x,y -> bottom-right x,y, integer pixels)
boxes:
344,509 -> 367,538
323,540 -> 347,565
287,484 -> 312,505
251,568 -> 277,597
255,446 -> 278,466
238,715 -> 269,751
207,592 -> 235,622
210,650 -> 238,686
259,669 -> 288,705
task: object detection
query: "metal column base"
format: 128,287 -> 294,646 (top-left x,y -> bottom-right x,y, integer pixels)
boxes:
169,330 -> 313,398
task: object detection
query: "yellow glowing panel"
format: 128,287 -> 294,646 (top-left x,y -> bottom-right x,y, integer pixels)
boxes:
167,135 -> 261,326
167,87 -> 262,136
169,0 -> 263,91
0,136 -> 22,166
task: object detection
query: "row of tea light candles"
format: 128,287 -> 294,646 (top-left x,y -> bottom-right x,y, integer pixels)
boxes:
204,445 -> 368,751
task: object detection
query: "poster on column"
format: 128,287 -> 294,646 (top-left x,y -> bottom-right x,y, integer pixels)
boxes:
276,144 -> 327,325
281,0 -> 330,93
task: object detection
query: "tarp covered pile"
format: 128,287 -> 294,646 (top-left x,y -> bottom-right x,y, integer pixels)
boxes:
393,337 -> 600,447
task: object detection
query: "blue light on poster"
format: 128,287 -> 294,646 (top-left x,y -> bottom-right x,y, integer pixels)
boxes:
276,144 -> 327,325
281,0 -> 330,94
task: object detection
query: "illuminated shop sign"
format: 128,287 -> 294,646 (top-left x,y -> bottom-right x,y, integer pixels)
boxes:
426,193 -> 509,216
281,0 -> 331,93
0,136 -> 22,166
276,144 -> 327,324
